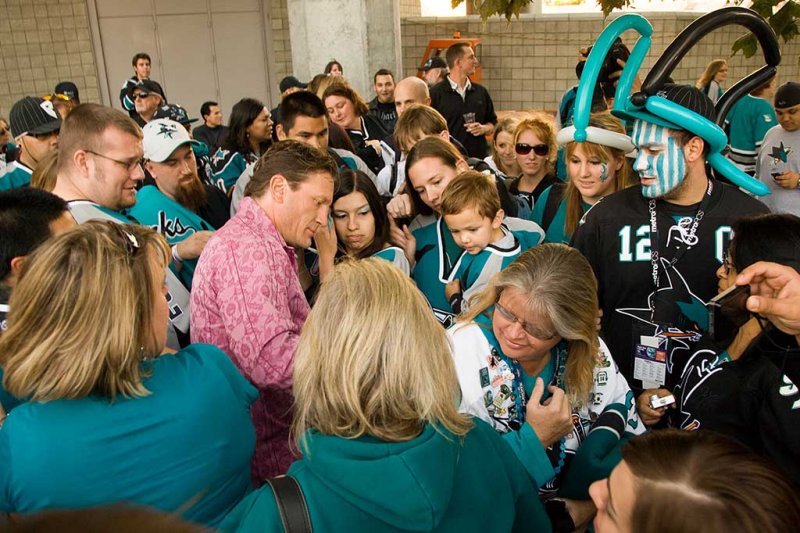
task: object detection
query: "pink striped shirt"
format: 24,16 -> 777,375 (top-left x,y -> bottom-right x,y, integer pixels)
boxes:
191,196 -> 308,482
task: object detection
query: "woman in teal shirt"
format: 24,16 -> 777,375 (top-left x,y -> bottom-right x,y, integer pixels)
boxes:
0,221 -> 257,527
222,259 -> 551,532
532,112 -> 633,244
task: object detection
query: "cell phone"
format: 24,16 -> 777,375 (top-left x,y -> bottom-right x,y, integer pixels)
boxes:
772,171 -> 783,181
707,284 -> 751,342
649,394 -> 675,409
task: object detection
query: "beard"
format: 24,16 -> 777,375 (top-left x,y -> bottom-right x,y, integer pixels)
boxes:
173,171 -> 207,213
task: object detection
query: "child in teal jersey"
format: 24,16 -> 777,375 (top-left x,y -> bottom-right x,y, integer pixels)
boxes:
534,111 -> 633,244
441,170 -> 543,314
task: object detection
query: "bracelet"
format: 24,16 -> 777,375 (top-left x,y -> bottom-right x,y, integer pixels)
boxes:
171,244 -> 183,263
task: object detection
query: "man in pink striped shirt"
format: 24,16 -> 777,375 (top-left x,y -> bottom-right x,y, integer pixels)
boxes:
191,140 -> 337,482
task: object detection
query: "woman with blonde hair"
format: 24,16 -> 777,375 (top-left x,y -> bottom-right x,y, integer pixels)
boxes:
0,221 -> 256,527
696,59 -> 728,105
449,244 -> 642,513
485,117 -> 521,180
508,117 -> 558,218
533,111 -> 634,244
220,258 -> 551,532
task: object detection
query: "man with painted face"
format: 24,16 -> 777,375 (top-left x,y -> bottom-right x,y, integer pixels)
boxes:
572,85 -> 768,423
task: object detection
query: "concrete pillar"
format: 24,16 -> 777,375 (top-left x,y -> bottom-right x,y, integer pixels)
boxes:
287,0 -> 402,98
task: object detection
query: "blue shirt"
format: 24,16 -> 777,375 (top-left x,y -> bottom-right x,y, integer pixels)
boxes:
0,344 -> 258,526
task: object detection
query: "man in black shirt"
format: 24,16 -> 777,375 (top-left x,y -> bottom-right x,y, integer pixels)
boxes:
193,101 -> 229,156
430,42 -> 496,158
368,69 -> 397,133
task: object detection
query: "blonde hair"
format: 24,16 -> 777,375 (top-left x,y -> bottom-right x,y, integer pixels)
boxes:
696,59 -> 728,90
393,103 -> 448,154
563,111 -> 633,238
31,148 -> 59,192
461,244 -> 599,407
513,117 -> 557,174
0,221 -> 170,402
292,258 -> 471,449
440,170 -> 500,219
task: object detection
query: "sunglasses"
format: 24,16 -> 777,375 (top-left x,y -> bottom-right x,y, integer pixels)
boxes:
133,92 -> 151,100
515,143 -> 549,156
43,93 -> 71,102
0,128 -> 8,135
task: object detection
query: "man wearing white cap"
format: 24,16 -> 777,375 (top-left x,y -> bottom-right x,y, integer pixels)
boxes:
127,118 -> 228,289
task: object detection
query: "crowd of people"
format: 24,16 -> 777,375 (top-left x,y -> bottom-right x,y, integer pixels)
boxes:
0,37 -> 799,533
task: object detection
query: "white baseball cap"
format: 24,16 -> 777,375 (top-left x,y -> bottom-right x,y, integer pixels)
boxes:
142,118 -> 201,163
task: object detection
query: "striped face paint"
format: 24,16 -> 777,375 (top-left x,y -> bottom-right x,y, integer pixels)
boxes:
632,119 -> 686,199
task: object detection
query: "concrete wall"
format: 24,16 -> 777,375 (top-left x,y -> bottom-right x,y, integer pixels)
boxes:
401,13 -> 800,112
0,0 -> 100,117
270,0 -> 293,83
399,0 -> 421,18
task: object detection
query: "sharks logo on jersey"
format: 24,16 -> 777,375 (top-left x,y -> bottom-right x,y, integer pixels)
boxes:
617,257 -> 707,374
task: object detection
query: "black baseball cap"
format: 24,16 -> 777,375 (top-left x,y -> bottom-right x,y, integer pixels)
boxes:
279,76 -> 307,93
153,103 -> 199,125
54,81 -> 79,102
613,84 -> 716,130
128,79 -> 166,101
775,82 -> 800,109
419,56 -> 448,72
9,96 -> 62,138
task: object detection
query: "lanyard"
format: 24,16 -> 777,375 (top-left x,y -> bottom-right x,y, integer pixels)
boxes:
506,341 -> 568,430
648,179 -> 714,292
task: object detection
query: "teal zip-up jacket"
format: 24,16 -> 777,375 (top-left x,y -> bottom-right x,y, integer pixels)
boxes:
220,419 -> 552,532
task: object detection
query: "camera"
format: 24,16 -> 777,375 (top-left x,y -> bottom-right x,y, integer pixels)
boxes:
649,394 -> 675,409
579,38 -> 631,98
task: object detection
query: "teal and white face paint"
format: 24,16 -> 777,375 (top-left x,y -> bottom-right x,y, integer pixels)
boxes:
632,119 -> 687,199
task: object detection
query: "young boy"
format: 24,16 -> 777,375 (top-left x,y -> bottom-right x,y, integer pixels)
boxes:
441,170 -> 543,313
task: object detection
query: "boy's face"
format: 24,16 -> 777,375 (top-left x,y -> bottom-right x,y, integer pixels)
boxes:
444,206 -> 503,255
776,104 -> 800,133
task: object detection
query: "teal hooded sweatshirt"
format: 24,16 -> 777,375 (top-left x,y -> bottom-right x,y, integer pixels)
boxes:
220,418 -> 552,532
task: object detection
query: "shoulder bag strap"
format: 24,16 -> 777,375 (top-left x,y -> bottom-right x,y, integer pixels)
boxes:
266,476 -> 313,533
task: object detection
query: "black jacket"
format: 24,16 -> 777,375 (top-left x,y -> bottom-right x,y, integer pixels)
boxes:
430,79 -> 497,159
193,124 -> 229,156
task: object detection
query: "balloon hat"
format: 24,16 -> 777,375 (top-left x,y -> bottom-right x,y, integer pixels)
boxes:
572,7 -> 780,196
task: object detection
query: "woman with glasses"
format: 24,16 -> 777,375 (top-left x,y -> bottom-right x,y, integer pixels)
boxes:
696,59 -> 728,105
0,221 -> 257,526
449,244 -> 642,525
507,117 -> 558,219
532,112 -> 633,244
647,214 -> 800,485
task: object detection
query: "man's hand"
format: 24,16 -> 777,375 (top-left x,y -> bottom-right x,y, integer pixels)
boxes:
737,261 -> 800,335
526,378 -> 574,448
465,122 -> 490,137
636,388 -> 673,426
771,170 -> 800,190
176,230 -> 214,261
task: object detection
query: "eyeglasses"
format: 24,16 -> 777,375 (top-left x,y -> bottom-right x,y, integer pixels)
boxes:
43,93 -> 71,102
494,300 -> 556,340
86,150 -> 144,173
515,143 -> 549,156
133,92 -> 151,100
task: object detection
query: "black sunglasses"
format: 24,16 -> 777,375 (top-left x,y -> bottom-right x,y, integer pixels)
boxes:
515,143 -> 549,156
133,92 -> 151,100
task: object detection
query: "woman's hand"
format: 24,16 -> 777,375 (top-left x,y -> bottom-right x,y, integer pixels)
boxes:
389,215 -> 416,267
386,193 -> 415,219
366,139 -> 382,156
314,223 -> 338,282
526,378 -> 574,448
636,388 -> 672,426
